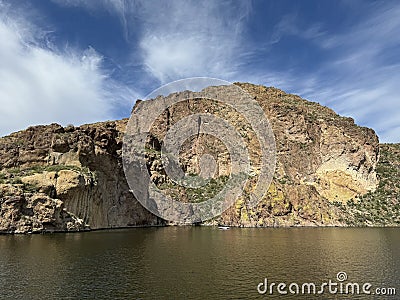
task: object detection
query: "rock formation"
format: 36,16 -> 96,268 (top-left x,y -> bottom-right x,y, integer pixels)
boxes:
0,83 -> 392,233
0,122 -> 162,233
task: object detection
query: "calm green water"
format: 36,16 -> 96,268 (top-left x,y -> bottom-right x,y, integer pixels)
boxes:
0,227 -> 399,299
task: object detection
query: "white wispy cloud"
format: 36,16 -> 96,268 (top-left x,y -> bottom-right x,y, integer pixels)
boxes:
0,1 -> 137,137
315,4 -> 399,142
137,0 -> 252,83
265,3 -> 400,142
55,0 -> 253,83
270,14 -> 325,44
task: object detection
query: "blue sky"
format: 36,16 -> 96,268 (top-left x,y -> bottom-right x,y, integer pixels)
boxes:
0,0 -> 399,142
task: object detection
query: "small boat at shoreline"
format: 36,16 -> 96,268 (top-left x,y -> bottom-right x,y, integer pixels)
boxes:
218,226 -> 230,230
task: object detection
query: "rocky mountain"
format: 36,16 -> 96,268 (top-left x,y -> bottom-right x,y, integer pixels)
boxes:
0,83 -> 397,233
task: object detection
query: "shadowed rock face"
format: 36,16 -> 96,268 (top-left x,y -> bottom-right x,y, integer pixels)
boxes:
0,83 -> 381,233
0,121 -> 163,233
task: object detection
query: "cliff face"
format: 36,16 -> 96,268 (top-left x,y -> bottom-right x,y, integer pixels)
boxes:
0,83 -> 384,233
140,83 -> 379,227
0,122 -> 162,233
339,143 -> 400,226
219,83 -> 379,227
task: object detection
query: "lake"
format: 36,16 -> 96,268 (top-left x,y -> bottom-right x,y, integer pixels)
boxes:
0,227 -> 398,299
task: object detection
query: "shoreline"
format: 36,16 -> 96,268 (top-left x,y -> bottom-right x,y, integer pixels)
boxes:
2,223 -> 400,235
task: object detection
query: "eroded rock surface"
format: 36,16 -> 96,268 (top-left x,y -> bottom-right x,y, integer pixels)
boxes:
0,121 -> 162,233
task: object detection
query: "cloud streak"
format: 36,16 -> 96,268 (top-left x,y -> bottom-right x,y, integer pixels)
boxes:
0,2 -> 137,137
265,3 -> 400,142
270,14 -> 325,44
137,0 -> 252,83
55,0 -> 253,83
316,3 -> 400,142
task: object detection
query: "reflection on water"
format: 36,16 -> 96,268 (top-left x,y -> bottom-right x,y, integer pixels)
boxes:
0,227 -> 398,299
